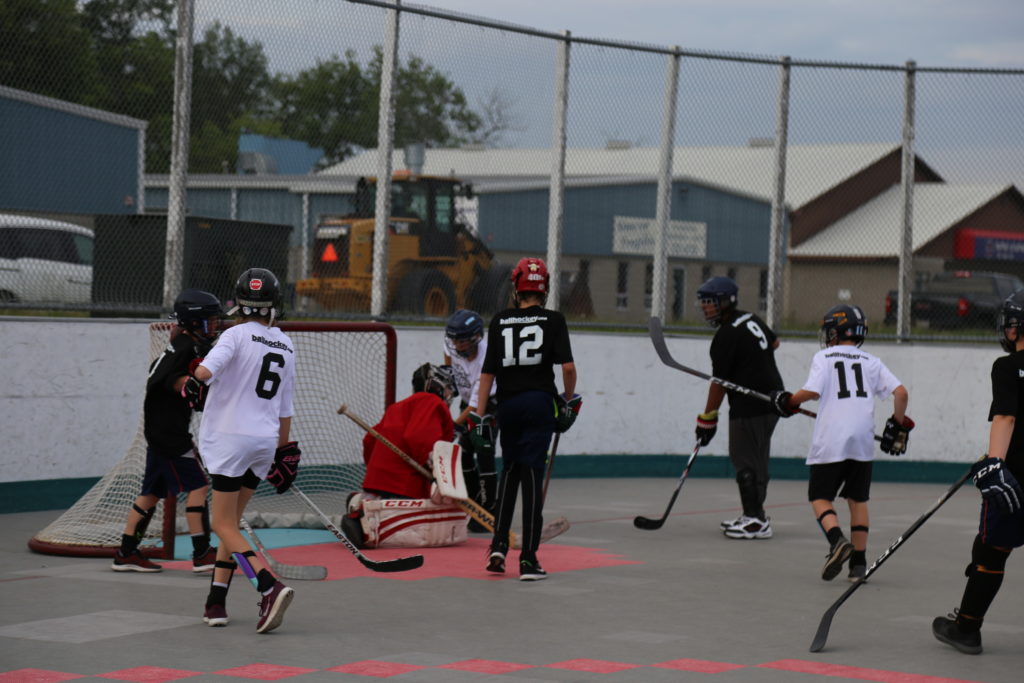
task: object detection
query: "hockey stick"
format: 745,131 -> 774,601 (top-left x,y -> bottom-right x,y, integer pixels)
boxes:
289,484 -> 424,573
542,433 -> 560,503
649,317 -> 883,441
808,467 -> 972,652
240,515 -> 328,581
338,404 -> 570,547
634,440 -> 702,530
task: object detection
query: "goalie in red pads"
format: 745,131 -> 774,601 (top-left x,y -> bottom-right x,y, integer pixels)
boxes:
344,363 -> 470,549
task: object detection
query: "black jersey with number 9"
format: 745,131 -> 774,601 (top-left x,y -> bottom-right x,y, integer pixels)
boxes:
481,305 -> 574,401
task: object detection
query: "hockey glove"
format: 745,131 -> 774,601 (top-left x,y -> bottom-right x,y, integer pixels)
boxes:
695,410 -> 718,446
769,390 -> 797,418
467,411 -> 496,457
554,394 -> 583,433
879,415 -> 915,455
267,441 -> 301,494
181,376 -> 207,411
971,455 -> 1023,515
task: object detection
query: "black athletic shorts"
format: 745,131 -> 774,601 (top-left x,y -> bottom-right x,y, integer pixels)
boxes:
807,459 -> 872,503
141,446 -> 208,498
979,501 -> 1024,548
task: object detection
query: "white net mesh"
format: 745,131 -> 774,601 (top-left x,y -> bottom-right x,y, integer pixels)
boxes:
29,321 -> 395,556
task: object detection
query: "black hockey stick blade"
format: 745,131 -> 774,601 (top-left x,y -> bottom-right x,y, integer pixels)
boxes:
808,468 -> 971,652
290,484 -> 424,573
241,516 -> 328,581
634,441 -> 701,530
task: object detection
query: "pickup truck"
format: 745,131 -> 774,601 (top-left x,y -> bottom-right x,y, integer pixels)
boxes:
884,271 -> 1024,329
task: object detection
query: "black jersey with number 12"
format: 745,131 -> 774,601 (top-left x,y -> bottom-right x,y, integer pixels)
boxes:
481,305 -> 574,401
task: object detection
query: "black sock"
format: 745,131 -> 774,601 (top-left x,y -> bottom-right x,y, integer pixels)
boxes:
191,535 -> 211,557
825,527 -> 843,546
256,569 -> 276,593
118,534 -> 138,556
850,550 -> 866,566
206,585 -> 228,608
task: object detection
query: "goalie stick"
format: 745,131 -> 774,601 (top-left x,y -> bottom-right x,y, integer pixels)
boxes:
289,484 -> 424,573
808,467 -> 971,652
648,316 -> 883,442
239,515 -> 328,581
634,440 -> 702,530
338,404 -> 570,547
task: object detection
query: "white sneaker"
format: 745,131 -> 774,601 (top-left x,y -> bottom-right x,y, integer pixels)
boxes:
722,516 -> 773,539
720,515 -> 743,529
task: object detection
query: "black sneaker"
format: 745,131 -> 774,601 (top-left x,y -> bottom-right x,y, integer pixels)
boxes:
519,558 -> 547,581
821,535 -> 854,581
486,548 -> 506,573
847,563 -> 867,583
932,613 -> 982,655
111,550 -> 162,573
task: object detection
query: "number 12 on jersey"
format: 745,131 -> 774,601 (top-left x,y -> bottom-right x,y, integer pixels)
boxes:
501,325 -> 544,367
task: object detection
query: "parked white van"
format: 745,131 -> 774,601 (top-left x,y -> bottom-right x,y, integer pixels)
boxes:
0,214 -> 94,305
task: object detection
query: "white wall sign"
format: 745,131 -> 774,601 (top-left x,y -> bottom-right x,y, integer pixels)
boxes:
612,216 -> 707,258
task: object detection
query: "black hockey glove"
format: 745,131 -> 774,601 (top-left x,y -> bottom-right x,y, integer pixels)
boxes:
769,390 -> 797,418
695,410 -> 718,446
467,411 -> 496,457
971,456 -> 1023,515
267,441 -> 301,494
879,415 -> 915,455
181,376 -> 207,411
554,394 -> 583,433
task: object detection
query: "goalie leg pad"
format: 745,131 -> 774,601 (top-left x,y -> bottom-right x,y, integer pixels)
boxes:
431,441 -> 469,500
361,498 -> 468,548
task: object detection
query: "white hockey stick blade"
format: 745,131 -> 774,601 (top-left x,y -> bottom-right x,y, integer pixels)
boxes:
240,516 -> 327,581
509,516 -> 571,549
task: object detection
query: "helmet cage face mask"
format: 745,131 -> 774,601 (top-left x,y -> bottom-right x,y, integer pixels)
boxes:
173,289 -> 223,343
444,310 -> 484,359
230,268 -> 282,321
998,291 -> 1024,352
695,277 -> 738,327
412,363 -> 457,404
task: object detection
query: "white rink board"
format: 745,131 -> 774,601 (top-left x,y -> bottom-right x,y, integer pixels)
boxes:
0,318 -> 992,482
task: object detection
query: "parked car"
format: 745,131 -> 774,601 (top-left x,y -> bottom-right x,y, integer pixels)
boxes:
884,270 -> 1024,329
0,214 -> 94,305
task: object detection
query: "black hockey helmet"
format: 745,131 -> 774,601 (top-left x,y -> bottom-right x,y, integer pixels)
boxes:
172,288 -> 222,343
412,363 -> 457,404
998,289 -> 1024,352
696,276 -> 738,327
229,268 -> 283,321
820,304 -> 868,348
445,309 -> 484,359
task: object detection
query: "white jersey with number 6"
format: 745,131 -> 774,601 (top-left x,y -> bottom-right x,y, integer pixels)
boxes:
198,321 -> 296,477
801,346 -> 901,465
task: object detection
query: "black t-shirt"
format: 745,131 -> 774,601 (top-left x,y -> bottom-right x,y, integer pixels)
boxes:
987,350 -> 1024,481
481,305 -> 574,401
143,332 -> 198,458
709,310 -> 783,418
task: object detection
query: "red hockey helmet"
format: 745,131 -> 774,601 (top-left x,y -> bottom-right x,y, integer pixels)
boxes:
511,257 -> 549,294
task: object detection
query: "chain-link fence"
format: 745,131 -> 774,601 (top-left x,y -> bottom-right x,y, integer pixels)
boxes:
1,0 -> 1022,340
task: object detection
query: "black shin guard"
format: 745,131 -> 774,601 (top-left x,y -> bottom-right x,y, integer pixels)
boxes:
958,536 -> 1010,630
736,468 -> 763,519
480,472 -> 498,511
129,505 -> 156,548
186,505 -> 211,554
207,559 -> 236,607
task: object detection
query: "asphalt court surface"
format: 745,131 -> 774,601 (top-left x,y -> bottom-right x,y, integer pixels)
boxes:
1,476 -> 1021,682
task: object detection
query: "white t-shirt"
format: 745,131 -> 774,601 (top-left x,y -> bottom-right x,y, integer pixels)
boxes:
801,345 -> 902,465
198,321 -> 296,476
445,338 -> 495,410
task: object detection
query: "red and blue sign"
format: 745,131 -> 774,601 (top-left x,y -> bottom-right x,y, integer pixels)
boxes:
954,228 -> 1024,261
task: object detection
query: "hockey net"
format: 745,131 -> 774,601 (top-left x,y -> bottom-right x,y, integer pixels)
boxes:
29,321 -> 396,558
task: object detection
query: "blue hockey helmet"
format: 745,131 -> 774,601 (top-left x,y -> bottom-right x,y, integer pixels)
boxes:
820,304 -> 868,348
696,276 -> 738,327
445,309 -> 484,359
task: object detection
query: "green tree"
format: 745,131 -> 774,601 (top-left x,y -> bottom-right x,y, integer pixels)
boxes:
0,0 -> 98,102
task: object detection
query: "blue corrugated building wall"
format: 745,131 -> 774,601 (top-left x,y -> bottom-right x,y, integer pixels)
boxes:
0,86 -> 145,216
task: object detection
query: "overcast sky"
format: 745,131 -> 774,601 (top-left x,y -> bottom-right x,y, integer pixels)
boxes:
412,0 -> 1024,68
